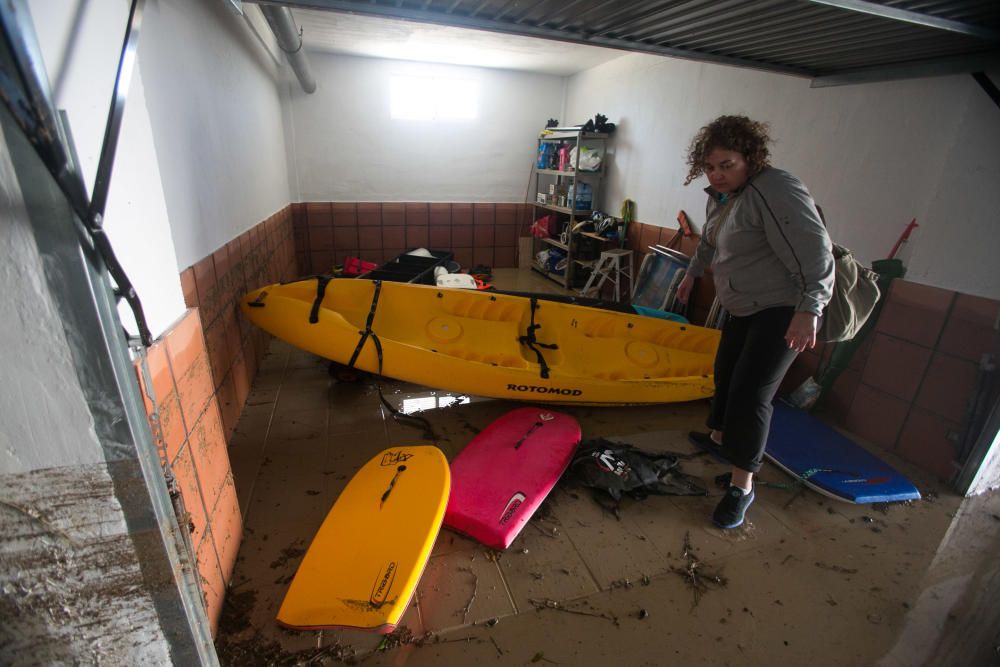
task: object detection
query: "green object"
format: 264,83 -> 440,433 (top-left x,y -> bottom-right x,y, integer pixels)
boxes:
812,258 -> 905,411
619,199 -> 635,249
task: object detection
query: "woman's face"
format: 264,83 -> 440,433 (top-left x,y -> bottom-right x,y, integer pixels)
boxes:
703,148 -> 750,194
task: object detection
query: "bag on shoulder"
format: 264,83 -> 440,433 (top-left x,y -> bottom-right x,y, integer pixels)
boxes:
820,243 -> 881,343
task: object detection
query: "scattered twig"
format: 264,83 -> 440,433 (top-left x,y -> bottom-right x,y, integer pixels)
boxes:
529,598 -> 619,625
670,531 -> 727,609
489,636 -> 504,656
457,567 -> 479,623
431,636 -> 482,646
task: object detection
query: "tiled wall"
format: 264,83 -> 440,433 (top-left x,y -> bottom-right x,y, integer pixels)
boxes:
781,281 -> 1000,483
133,311 -> 239,636
133,205 -> 296,635
180,207 -> 297,438
289,202 -> 702,306
292,202 -> 533,276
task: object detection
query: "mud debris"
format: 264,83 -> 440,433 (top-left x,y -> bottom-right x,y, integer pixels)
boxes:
216,636 -> 355,666
218,589 -> 256,636
815,561 -> 858,575
269,543 -> 307,570
671,531 -> 727,608
483,548 -> 503,563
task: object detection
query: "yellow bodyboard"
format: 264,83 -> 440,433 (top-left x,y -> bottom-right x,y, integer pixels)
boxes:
276,446 -> 450,632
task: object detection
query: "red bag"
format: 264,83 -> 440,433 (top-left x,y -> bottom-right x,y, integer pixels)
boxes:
530,214 -> 555,238
342,256 -> 377,276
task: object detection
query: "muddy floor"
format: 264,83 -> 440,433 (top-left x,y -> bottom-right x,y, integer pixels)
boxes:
217,268 -> 1000,666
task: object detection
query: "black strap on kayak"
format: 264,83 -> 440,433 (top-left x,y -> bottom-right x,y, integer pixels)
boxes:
309,275 -> 334,324
347,280 -> 384,368
346,280 -> 438,441
518,297 -> 558,379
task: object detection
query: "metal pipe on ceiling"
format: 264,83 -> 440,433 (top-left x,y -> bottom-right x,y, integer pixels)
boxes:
259,4 -> 317,93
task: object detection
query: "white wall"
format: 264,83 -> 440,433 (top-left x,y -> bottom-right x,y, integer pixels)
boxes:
287,52 -> 565,202
136,0 -> 292,270
30,0 -> 184,338
564,54 -> 1000,299
28,0 -> 293,336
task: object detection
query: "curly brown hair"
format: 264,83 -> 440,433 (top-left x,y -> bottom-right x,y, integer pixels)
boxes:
683,115 -> 772,185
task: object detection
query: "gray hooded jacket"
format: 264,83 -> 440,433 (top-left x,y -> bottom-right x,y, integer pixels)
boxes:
686,167 -> 834,318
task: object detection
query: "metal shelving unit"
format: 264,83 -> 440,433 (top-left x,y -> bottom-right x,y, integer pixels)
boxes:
529,130 -> 608,289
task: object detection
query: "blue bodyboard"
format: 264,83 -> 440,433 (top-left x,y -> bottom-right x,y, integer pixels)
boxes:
765,401 -> 921,504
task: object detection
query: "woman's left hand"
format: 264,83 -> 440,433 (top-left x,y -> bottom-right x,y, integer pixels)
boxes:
785,312 -> 819,352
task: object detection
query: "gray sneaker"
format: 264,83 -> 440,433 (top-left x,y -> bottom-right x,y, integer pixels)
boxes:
713,486 -> 755,529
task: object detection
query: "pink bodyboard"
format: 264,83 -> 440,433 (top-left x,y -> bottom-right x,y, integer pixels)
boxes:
444,407 -> 581,550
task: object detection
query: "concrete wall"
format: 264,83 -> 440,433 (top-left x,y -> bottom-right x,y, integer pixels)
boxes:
563,54 -> 1000,300
286,52 -> 565,202
0,111 -> 179,665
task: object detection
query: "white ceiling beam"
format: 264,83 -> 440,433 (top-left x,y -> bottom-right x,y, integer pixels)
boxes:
804,0 -> 1000,41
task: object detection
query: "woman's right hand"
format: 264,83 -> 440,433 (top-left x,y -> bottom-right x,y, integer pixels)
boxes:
676,273 -> 695,304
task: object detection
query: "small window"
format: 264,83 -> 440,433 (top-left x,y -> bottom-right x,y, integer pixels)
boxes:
390,75 -> 478,121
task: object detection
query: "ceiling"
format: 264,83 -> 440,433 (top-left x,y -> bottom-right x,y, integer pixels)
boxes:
258,0 -> 1000,86
291,10 -> 623,76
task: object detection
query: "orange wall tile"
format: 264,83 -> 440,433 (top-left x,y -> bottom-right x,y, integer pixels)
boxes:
128,204 -> 295,636
196,526 -> 226,635
165,310 -> 215,429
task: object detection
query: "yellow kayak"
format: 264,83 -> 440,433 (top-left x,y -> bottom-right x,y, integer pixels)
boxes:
241,277 -> 720,405
277,446 -> 449,632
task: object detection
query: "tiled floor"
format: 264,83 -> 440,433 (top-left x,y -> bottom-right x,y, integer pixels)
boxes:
217,268 -> 1000,666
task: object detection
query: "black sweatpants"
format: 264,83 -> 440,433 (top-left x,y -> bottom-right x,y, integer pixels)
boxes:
707,306 -> 799,474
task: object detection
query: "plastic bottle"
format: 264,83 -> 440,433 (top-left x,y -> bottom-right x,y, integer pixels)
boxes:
576,182 -> 592,210
537,143 -> 548,169
558,144 -> 570,171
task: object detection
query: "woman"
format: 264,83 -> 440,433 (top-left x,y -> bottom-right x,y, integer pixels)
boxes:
676,115 -> 834,529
